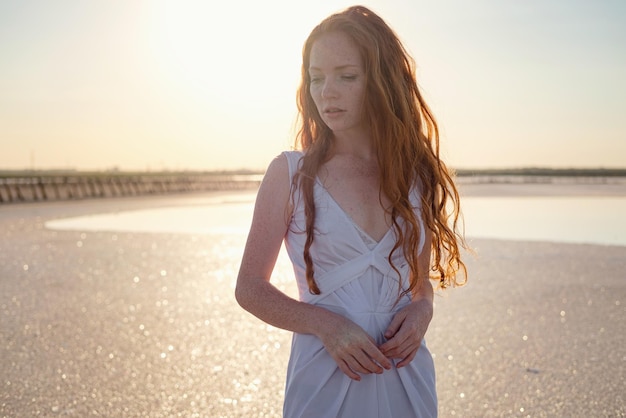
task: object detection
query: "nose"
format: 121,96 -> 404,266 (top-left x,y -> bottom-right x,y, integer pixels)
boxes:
321,79 -> 338,99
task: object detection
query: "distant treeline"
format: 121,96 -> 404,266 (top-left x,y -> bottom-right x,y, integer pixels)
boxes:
455,168 -> 626,177
2,167 -> 626,178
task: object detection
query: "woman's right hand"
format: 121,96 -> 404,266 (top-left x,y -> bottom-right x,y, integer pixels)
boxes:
318,314 -> 392,381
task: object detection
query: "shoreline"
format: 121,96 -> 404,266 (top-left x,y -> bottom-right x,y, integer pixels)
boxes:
457,178 -> 626,197
2,172 -> 626,204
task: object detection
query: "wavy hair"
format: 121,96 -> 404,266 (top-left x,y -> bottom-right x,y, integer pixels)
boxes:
294,5 -> 467,297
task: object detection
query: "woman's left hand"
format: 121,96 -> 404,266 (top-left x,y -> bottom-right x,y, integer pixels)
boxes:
378,298 -> 433,368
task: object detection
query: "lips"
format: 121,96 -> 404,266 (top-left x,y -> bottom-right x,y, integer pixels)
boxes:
324,107 -> 344,114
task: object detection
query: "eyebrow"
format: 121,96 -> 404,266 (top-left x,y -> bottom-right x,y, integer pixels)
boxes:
308,64 -> 360,72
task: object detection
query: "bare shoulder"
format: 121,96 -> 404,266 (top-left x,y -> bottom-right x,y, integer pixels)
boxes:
262,153 -> 289,184
259,153 -> 290,198
254,153 -> 292,225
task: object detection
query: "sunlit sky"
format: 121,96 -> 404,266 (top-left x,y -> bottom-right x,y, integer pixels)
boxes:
1,0 -> 625,171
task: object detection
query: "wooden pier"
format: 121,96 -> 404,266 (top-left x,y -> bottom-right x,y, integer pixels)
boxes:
0,172 -> 262,204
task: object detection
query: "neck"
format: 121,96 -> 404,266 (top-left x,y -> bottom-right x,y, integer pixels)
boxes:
330,130 -> 375,161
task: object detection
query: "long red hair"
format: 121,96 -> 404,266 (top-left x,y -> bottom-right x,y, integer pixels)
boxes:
294,5 -> 467,296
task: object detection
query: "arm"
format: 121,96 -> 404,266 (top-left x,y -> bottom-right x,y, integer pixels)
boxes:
235,154 -> 391,380
378,228 -> 434,367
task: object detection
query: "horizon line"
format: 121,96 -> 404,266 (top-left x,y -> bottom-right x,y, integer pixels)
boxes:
2,167 -> 626,177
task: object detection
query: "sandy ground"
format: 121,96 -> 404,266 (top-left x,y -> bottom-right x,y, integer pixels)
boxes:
1,186 -> 625,417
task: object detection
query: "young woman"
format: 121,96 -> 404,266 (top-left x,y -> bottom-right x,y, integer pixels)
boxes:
236,5 -> 467,417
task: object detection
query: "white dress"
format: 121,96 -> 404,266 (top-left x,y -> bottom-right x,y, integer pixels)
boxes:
282,151 -> 437,418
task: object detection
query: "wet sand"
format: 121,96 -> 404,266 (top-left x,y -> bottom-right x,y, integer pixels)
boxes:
1,188 -> 625,417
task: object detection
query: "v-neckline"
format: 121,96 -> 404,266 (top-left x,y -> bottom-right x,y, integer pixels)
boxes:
315,178 -> 393,247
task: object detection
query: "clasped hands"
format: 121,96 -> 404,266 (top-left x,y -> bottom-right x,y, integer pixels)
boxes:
320,299 -> 433,381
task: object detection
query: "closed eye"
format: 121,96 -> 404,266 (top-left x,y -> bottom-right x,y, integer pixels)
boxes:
309,75 -> 324,84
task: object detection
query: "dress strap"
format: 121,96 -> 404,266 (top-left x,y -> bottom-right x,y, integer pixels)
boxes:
281,150 -> 304,183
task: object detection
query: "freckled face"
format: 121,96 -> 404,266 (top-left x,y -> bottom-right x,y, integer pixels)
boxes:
309,32 -> 367,136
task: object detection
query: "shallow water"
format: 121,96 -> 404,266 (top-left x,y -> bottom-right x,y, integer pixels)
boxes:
45,193 -> 626,247
461,196 -> 626,247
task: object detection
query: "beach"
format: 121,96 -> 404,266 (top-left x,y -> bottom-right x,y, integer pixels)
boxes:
1,185 -> 625,417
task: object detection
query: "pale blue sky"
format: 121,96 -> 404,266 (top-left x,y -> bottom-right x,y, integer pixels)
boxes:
1,0 -> 625,171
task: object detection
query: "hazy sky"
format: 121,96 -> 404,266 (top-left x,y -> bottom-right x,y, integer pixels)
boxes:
1,0 -> 625,171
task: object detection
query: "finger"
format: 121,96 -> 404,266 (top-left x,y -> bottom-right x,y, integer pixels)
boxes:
395,340 -> 422,368
338,359 -> 361,381
396,348 -> 418,368
384,334 -> 421,359
349,344 -> 389,373
351,351 -> 383,374
333,343 -> 380,376
379,337 -> 399,356
383,313 -> 405,339
357,335 -> 392,370
363,345 -> 392,370
379,332 -> 410,357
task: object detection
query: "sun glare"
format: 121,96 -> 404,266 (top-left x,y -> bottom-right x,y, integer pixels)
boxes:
141,1 -> 307,110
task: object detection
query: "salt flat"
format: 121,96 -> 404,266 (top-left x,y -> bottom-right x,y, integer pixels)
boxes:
1,187 -> 624,417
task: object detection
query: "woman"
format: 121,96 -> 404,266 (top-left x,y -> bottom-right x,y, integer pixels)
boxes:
236,5 -> 467,417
